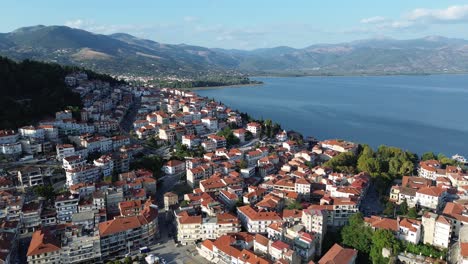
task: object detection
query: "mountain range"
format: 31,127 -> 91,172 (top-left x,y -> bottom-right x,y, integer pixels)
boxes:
2,25 -> 468,77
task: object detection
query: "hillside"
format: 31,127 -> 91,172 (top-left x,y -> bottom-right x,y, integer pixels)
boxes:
0,56 -> 118,129
1,25 -> 468,76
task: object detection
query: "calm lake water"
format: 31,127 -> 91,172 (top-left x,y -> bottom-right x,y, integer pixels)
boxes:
197,75 -> 468,156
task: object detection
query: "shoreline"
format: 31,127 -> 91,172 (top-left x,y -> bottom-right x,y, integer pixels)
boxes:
181,82 -> 264,91
248,71 -> 468,78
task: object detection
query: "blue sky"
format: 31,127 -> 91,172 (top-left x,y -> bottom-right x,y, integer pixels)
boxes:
2,0 -> 468,49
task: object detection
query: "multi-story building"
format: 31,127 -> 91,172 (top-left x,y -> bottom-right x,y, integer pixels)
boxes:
0,130 -> 19,144
17,167 -> 44,189
56,144 -> 75,161
162,160 -> 185,175
19,126 -> 45,141
176,211 -> 240,245
422,212 -> 452,249
164,192 -> 179,210
397,217 -> 421,244
319,139 -> 358,154
318,243 -> 357,264
308,197 -> 358,227
302,208 -> 327,255
59,226 -> 101,264
246,122 -> 262,137
55,194 -> 79,223
187,164 -> 213,188
65,165 -> 101,187
98,200 -> 158,259
415,186 -> 446,210
27,229 -> 61,264
237,205 -> 282,233
21,201 -> 42,234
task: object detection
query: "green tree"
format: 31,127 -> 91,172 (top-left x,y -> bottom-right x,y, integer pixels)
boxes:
33,185 -> 56,201
383,202 -> 395,217
370,229 -> 401,264
421,152 -> 437,161
239,159 -> 248,169
399,200 -> 409,215
341,213 -> 373,254
286,200 -> 303,210
324,152 -> 357,173
408,207 -> 418,218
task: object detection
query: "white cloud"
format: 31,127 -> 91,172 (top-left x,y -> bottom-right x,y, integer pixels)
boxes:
65,19 -> 88,29
360,16 -> 387,24
407,5 -> 468,22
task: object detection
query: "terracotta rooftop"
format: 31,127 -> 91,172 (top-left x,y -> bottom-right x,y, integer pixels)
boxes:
318,243 -> 357,264
27,229 -> 61,256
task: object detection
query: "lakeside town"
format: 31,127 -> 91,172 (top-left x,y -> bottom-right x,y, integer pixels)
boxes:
0,72 -> 467,264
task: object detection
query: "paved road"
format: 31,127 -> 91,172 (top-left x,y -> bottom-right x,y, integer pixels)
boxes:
360,182 -> 384,217
148,211 -> 206,264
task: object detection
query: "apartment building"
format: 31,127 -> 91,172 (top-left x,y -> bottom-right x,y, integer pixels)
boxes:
237,205 -> 282,233
98,200 -> 158,259
176,211 -> 240,245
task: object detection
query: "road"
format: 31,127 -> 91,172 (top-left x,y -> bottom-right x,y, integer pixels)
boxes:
148,211 -> 206,264
360,182 -> 384,216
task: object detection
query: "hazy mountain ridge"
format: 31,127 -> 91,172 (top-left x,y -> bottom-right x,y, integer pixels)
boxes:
1,25 -> 468,76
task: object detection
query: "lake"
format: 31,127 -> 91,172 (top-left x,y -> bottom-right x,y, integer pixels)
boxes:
197,75 -> 468,156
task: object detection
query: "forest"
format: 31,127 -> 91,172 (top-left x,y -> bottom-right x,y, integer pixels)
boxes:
0,56 -> 121,129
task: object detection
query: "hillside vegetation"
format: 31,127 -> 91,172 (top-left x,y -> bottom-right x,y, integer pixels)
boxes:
0,56 -> 118,129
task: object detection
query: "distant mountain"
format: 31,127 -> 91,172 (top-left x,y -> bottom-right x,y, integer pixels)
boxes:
2,25 -> 468,76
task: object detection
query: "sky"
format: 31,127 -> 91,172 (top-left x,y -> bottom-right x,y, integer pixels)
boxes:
2,0 -> 468,49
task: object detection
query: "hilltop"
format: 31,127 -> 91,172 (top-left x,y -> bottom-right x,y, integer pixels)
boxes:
1,25 -> 468,76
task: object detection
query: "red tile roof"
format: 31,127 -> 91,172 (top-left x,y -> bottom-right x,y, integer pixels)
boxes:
27,229 -> 61,256
318,243 -> 357,264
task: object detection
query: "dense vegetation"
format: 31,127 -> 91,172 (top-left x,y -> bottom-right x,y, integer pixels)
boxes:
421,151 -> 460,166
323,144 -> 418,195
129,155 -> 164,179
0,56 -> 122,129
151,76 -> 262,89
0,57 -> 81,129
341,213 -> 446,264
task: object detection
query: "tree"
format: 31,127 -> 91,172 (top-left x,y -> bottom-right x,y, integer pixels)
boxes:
324,152 -> 357,173
217,127 -> 240,147
341,213 -> 373,254
245,131 -> 254,141
239,159 -> 248,169
383,202 -> 395,217
399,200 -> 408,215
370,229 -> 401,264
408,207 -> 418,218
33,185 -> 56,201
357,156 -> 382,176
421,152 -> 436,161
286,200 -> 303,210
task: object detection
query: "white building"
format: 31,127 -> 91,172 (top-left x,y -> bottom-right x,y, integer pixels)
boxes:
415,186 -> 446,210
422,212 -> 452,249
176,211 -> 241,245
237,205 -> 282,233
19,126 -> 45,141
201,117 -> 218,131
0,142 -> 22,155
246,122 -> 262,137
55,194 -> 79,223
398,218 -> 421,244
56,144 -> 75,161
65,165 -> 101,187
